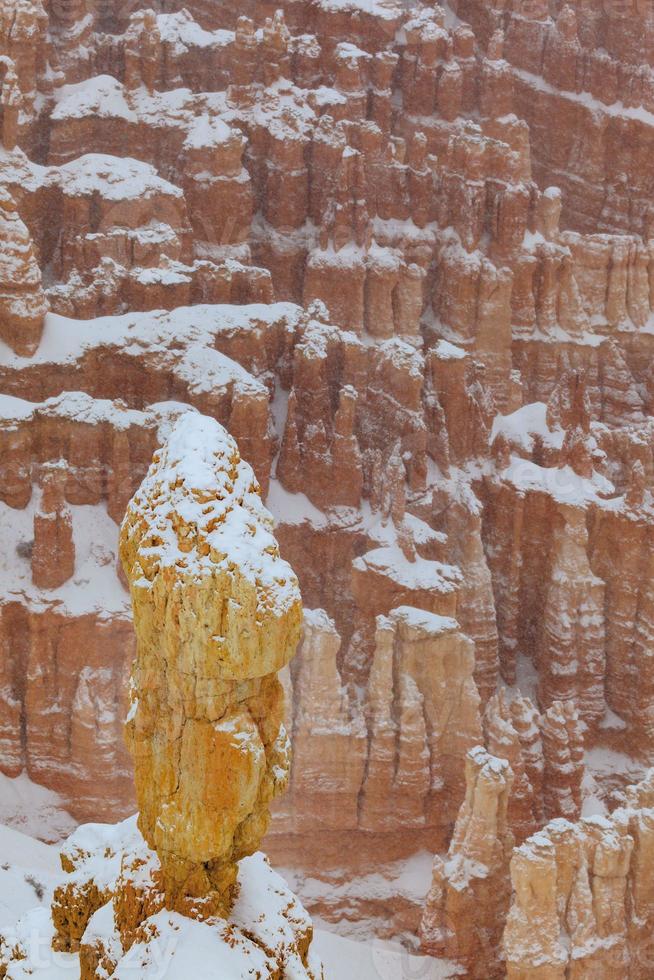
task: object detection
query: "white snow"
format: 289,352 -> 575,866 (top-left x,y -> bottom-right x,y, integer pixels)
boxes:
335,41 -> 371,62
0,492 -> 130,619
503,456 -> 614,506
0,774 -> 75,845
0,825 -> 316,978
392,605 -> 460,635
585,746 -> 646,785
114,911 -> 273,978
314,929 -> 460,979
513,67 -> 654,128
183,115 -> 238,150
317,0 -> 403,21
312,86 -> 347,108
0,394 -> 37,422
491,402 -> 564,452
284,852 -> 434,909
266,478 -> 329,528
353,546 -> 461,593
1,905 -> 79,978
123,413 -> 301,617
0,823 -> 459,979
52,76 -> 137,123
0,304 -> 300,389
0,391 -> 163,430
0,823 -> 63,933
230,854 -> 315,975
58,154 -> 183,202
434,339 -> 467,361
154,11 -> 233,50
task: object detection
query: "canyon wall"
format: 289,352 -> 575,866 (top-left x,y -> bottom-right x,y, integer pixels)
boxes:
2,0 -> 654,964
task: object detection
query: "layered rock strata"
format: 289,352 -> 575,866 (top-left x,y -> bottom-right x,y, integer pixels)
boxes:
3,0 -> 654,963
504,768 -> 654,979
0,412 -> 321,979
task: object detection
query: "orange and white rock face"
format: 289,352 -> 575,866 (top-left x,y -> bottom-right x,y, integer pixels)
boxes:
504,768 -> 654,980
0,413 -> 322,980
4,0 -> 654,964
420,748 -> 514,979
0,188 -> 47,356
119,412 -> 302,913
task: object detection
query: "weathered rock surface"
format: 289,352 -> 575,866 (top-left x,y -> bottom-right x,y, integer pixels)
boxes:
420,748 -> 514,979
3,0 -> 654,965
0,188 -> 47,356
277,605 -> 481,839
504,768 -> 654,979
0,412 -> 321,979
119,412 -> 302,913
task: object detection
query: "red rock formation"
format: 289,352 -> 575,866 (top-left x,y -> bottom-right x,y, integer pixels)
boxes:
4,0 -> 654,963
484,691 -> 544,844
443,490 -> 499,703
504,768 -> 654,979
540,700 -> 584,823
0,188 -> 47,356
482,392 -> 654,741
420,747 -> 514,979
536,504 -> 606,724
31,463 -> 74,590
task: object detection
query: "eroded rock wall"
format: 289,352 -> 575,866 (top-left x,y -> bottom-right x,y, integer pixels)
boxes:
3,0 -> 654,962
504,768 -> 654,979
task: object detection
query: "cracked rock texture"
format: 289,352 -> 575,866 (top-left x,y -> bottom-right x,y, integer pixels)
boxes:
4,0 -> 654,970
0,412 -> 320,979
118,411 -> 302,913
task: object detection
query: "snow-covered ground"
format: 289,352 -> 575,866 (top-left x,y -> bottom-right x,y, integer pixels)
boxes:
0,823 -> 457,979
0,773 -> 76,843
0,491 -> 129,619
0,824 -> 62,932
279,850 -> 435,944
314,930 -> 459,979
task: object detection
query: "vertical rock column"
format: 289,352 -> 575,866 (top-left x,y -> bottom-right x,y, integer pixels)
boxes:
32,463 -> 75,590
359,607 -> 482,835
0,187 -> 47,356
119,412 -> 303,915
420,748 -> 514,979
289,608 -> 367,833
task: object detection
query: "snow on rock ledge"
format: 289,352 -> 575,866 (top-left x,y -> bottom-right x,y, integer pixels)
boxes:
0,817 -> 323,979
